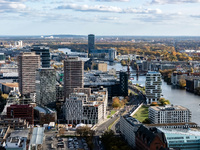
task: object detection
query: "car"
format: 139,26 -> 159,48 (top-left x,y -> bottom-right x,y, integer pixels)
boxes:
74,141 -> 79,145
68,138 -> 73,142
74,145 -> 79,148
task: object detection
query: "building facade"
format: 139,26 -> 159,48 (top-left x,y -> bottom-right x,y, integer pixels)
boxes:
88,34 -> 95,56
18,52 -> 40,96
64,57 -> 84,99
149,105 -> 191,124
145,71 -> 162,104
31,46 -> 50,68
120,115 -> 141,148
63,88 -> 108,125
7,104 -> 34,125
159,128 -> 200,150
120,71 -> 128,97
36,68 -> 56,107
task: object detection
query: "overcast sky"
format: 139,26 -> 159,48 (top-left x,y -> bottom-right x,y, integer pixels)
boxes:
0,0 -> 200,36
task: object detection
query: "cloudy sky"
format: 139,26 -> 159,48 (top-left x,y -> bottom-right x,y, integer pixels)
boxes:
0,0 -> 200,36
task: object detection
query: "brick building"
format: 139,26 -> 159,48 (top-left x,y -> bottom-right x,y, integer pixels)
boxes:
7,104 -> 34,125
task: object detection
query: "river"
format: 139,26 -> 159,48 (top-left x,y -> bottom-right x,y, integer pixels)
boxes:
131,76 -> 200,125
59,48 -> 200,125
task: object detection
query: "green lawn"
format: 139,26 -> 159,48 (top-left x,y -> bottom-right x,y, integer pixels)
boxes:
107,110 -> 116,118
132,105 -> 149,122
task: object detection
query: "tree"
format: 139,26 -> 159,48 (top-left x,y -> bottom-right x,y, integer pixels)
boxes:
179,79 -> 186,88
112,97 -> 121,108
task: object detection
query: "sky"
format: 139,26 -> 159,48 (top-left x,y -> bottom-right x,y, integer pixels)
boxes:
0,0 -> 200,36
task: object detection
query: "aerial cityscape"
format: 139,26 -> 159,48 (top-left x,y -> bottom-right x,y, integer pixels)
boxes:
1,0 -> 200,150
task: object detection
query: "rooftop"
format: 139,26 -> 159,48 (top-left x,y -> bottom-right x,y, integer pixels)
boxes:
1,82 -> 18,88
150,105 -> 189,111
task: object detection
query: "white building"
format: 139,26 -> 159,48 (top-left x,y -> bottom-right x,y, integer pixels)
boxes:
145,71 -> 162,104
120,115 -> 141,148
149,105 -> 191,124
63,88 -> 108,125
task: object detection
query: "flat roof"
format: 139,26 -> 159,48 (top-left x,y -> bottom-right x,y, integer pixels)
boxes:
30,127 -> 45,145
1,82 -> 18,88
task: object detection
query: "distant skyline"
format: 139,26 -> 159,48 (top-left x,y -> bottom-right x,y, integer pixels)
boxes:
1,0 -> 200,36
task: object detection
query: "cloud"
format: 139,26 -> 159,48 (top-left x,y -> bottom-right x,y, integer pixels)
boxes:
191,15 -> 200,19
0,0 -> 26,13
151,0 -> 200,4
57,4 -> 162,14
94,0 -> 130,2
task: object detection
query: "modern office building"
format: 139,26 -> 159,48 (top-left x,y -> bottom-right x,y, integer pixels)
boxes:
120,115 -> 142,148
145,71 -> 162,104
31,46 -> 50,68
159,128 -> 200,150
7,104 -> 34,124
149,105 -> 191,124
64,57 -> 84,99
88,34 -> 95,56
35,68 -> 56,107
90,48 -> 117,61
120,71 -> 128,97
18,52 -> 40,96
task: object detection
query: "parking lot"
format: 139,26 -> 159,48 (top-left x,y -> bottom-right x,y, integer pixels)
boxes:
43,130 -> 90,150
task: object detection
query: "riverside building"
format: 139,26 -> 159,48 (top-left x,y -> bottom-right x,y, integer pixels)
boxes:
149,105 -> 191,124
145,71 -> 162,104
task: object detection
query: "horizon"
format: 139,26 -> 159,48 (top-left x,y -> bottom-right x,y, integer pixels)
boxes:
1,0 -> 200,36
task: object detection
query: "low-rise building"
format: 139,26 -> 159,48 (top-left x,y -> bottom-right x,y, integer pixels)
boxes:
135,125 -> 167,150
159,128 -> 200,149
149,105 -> 191,124
34,106 -> 57,125
120,115 -> 141,148
7,104 -> 34,125
0,118 -> 28,129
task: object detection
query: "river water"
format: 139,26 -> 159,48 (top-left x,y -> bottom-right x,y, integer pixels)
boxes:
59,48 -> 200,125
131,76 -> 200,125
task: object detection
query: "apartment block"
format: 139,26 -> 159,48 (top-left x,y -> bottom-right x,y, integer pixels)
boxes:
35,68 -> 56,107
149,105 -> 191,124
145,71 -> 162,104
64,57 -> 84,99
18,52 -> 40,96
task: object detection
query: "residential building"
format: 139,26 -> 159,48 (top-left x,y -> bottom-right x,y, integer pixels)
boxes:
145,71 -> 162,104
159,128 -> 200,150
135,125 -> 167,150
64,57 -> 84,99
149,105 -> 191,124
63,88 -> 108,125
7,104 -> 34,124
18,52 -> 40,96
56,83 -> 64,102
31,46 -> 50,68
120,115 -> 142,148
35,68 -> 56,107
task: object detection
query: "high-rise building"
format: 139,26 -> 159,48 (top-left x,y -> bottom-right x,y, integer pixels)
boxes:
145,71 -> 162,104
18,52 -> 40,96
88,34 -> 95,56
31,46 -> 50,68
64,57 -> 84,99
35,68 -> 56,107
120,71 -> 128,97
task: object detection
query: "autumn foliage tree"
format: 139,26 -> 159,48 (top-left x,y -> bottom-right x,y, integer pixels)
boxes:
179,79 -> 186,88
